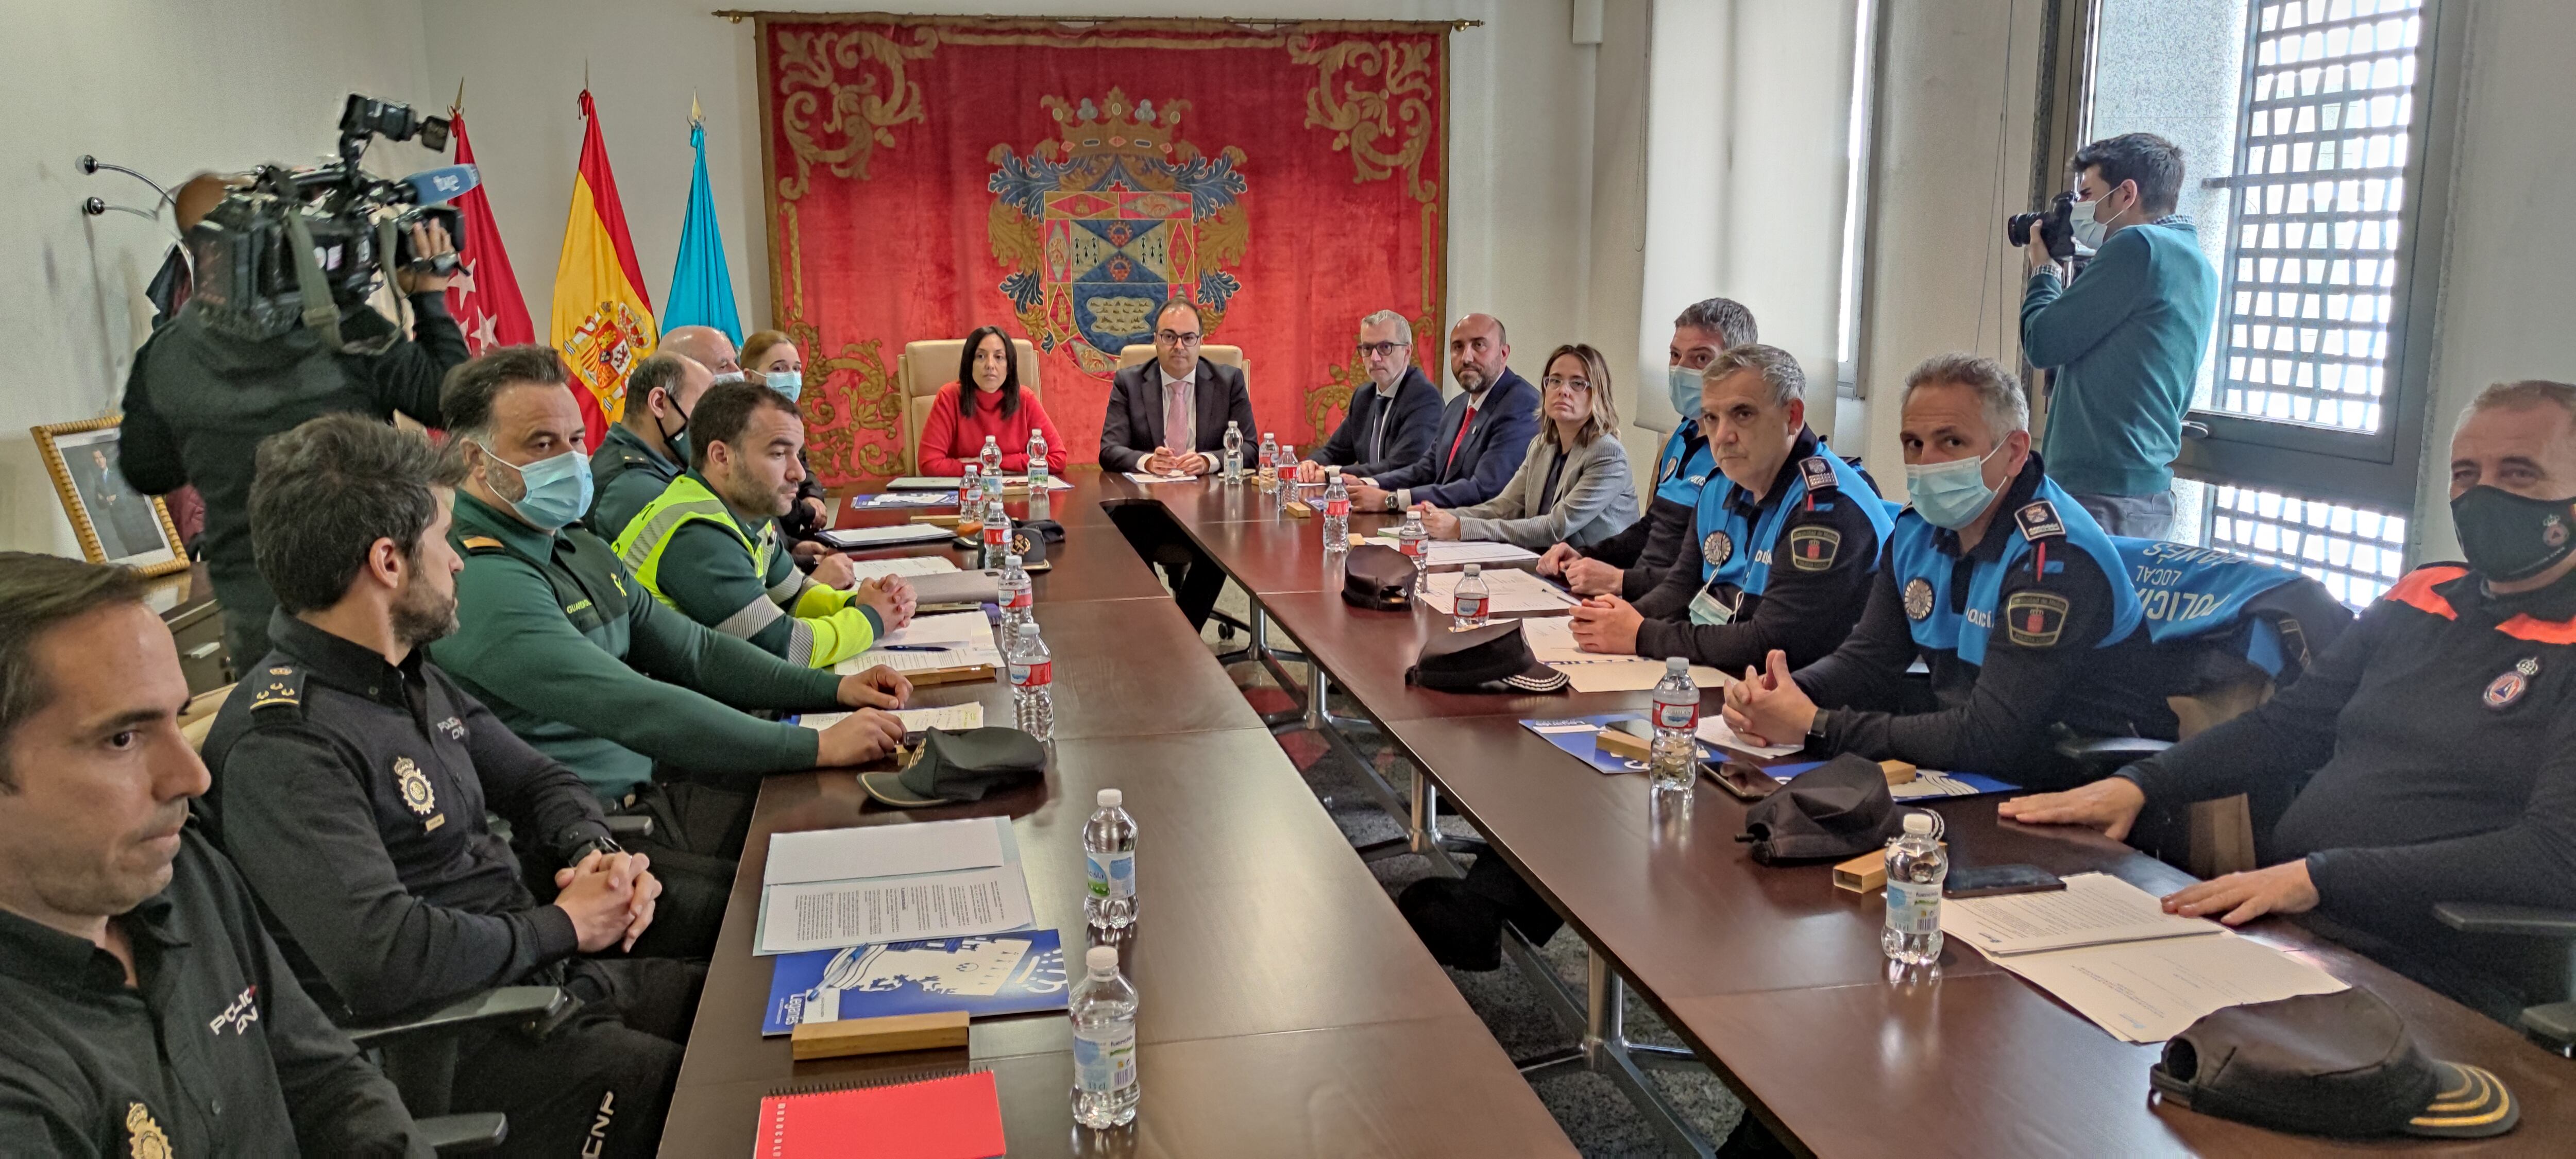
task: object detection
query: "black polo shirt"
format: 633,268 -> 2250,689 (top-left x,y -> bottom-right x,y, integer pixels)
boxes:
200,612 -> 607,1023
0,829 -> 424,1156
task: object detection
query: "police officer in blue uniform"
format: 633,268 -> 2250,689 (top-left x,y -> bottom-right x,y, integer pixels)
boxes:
1724,353 -> 2174,788
1540,297 -> 1759,600
1568,344 -> 1892,670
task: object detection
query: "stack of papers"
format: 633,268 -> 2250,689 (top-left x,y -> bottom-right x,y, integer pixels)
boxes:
890,475 -> 1073,492
1364,535 -> 1540,568
802,703 -> 987,734
821,523 -> 953,550
1695,715 -> 1800,758
851,490 -> 956,508
1122,470 -> 1198,484
1519,618 -> 1728,692
836,610 -> 1004,676
1417,569 -> 1580,615
753,816 -> 1037,956
1942,873 -> 2347,1042
849,556 -> 959,582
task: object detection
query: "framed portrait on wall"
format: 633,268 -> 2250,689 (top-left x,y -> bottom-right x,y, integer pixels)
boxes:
32,417 -> 189,577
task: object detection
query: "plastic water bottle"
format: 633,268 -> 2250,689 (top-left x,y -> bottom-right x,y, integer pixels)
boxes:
979,435 -> 1004,486
961,463 -> 984,510
1396,509 -> 1429,575
998,553 -> 1033,632
980,496 -> 1011,569
1321,466 -> 1350,551
1026,428 -> 1050,491
1069,944 -> 1140,1127
1883,813 -> 1948,966
1083,788 -> 1138,929
1452,563 -> 1491,628
1649,657 -> 1699,794
1222,421 -> 1244,483
1256,432 -> 1279,491
1007,621 -> 1054,740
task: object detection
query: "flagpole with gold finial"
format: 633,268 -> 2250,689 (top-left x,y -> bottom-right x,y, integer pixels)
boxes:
452,76 -> 465,117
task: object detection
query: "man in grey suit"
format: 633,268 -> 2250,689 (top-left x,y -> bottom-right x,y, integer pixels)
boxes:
1100,301 -> 1255,629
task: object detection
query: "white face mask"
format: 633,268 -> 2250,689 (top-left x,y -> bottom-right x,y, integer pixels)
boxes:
2069,193 -> 2125,250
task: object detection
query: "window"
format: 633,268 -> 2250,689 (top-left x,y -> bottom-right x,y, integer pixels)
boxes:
2207,0 -> 2425,435
2207,482 -> 2408,606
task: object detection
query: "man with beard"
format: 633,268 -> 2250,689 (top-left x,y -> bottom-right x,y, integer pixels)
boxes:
198,415 -> 692,1156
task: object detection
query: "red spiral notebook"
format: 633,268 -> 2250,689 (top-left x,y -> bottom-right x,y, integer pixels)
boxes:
756,1069 -> 1005,1158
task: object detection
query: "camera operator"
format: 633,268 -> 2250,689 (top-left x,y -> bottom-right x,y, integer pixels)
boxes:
120,217 -> 469,667
2017,132 -> 2218,540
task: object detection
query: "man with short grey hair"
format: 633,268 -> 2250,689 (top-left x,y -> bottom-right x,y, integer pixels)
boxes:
1298,309 -> 1442,483
1569,343 -> 1892,670
1724,352 -> 2172,790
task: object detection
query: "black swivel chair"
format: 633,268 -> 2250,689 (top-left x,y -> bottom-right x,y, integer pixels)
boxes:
2430,902 -> 2576,1054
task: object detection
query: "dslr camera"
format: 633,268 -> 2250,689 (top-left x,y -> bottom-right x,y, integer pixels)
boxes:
2006,191 -> 2078,261
185,94 -> 478,344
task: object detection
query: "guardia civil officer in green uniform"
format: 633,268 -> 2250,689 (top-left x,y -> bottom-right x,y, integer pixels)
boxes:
587,351 -> 712,541
1723,353 -> 2174,789
0,553 -> 426,1157
614,382 -> 912,668
424,346 -> 909,867
199,415 -> 693,1154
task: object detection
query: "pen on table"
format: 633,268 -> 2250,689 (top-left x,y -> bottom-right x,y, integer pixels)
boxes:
878,644 -> 954,653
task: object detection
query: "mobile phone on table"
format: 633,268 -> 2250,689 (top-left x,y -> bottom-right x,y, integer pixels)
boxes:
1705,760 -> 1781,801
1943,863 -> 2064,898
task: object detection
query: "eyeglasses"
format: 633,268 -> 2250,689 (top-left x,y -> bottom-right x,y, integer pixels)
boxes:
1542,376 -> 1594,394
1357,341 -> 1411,357
1156,330 -> 1202,345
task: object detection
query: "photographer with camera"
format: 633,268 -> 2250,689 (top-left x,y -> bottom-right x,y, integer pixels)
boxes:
2014,132 -> 2218,540
117,96 -> 474,667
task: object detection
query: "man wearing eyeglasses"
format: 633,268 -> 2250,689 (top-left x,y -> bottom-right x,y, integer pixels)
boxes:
1295,310 -> 1442,485
1100,301 -> 1256,630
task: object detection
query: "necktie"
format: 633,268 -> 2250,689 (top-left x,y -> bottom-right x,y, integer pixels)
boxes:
1443,405 -> 1478,476
1163,376 -> 1191,451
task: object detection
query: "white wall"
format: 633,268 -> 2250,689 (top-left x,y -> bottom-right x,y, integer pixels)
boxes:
0,0 -> 438,556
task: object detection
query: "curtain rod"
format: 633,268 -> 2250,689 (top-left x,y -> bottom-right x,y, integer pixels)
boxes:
711,10 -> 1481,29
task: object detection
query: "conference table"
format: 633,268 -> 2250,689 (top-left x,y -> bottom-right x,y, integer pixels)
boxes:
665,469 -> 2576,1157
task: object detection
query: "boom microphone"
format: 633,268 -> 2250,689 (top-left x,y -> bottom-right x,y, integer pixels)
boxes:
392,164 -> 480,206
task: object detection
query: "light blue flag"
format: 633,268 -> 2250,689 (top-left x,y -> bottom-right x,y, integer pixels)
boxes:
663,101 -> 741,343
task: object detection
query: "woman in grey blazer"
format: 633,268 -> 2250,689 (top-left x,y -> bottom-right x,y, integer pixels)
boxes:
1418,343 -> 1639,550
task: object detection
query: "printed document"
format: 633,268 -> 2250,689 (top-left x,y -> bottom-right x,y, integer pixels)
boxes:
755,816 -> 1035,955
822,524 -> 953,549
1417,569 -> 1579,615
890,475 -> 1072,491
1990,930 -> 2348,1043
1942,872 -> 2220,956
1694,715 -> 1800,758
764,817 -> 1004,887
848,556 -> 960,581
801,703 -> 986,735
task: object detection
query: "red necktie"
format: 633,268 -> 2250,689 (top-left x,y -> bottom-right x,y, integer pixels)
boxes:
1442,405 -> 1477,475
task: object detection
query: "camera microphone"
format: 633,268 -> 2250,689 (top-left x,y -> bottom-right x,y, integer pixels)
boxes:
392,164 -> 480,207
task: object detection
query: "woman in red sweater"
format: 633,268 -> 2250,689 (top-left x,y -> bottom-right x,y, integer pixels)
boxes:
918,325 -> 1071,475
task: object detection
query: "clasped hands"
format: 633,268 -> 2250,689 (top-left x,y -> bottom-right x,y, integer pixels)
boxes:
553,848 -> 662,953
1142,446 -> 1211,476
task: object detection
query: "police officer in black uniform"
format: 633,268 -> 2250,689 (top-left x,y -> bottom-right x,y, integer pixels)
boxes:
0,552 -> 425,1156
1724,353 -> 2173,788
199,415 -> 694,1157
2005,380 -> 2576,1022
1568,344 -> 1893,670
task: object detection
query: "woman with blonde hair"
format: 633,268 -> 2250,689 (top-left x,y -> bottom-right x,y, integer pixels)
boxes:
1416,343 -> 1639,549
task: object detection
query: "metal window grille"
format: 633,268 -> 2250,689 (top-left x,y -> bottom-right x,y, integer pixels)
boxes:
2210,0 -> 2425,434
2207,482 -> 2407,608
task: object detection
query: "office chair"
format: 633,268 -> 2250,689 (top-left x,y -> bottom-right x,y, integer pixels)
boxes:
344,985 -> 576,1153
2430,903 -> 2576,1054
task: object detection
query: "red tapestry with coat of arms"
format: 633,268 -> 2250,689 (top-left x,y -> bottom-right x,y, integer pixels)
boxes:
753,15 -> 1451,481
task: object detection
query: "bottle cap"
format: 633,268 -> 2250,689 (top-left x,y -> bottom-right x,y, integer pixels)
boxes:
1019,621 -> 1042,640
1666,656 -> 1689,672
1326,465 -> 1341,478
1463,563 -> 1480,576
1005,554 -> 1023,568
1086,945 -> 1119,975
1097,788 -> 1122,808
1903,812 -> 1935,835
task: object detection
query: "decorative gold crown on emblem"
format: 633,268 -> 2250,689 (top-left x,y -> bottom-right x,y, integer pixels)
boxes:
1040,89 -> 1187,159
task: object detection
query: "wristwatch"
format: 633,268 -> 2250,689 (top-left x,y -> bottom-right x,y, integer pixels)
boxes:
1384,491 -> 1402,512
1805,709 -> 1833,745
565,833 -> 624,866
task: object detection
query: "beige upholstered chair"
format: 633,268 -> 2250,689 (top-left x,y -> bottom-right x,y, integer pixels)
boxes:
895,338 -> 1044,475
1116,343 -> 1247,382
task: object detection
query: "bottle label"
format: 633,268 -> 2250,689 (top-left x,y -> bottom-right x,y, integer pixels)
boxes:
1454,594 -> 1487,619
1399,536 -> 1423,557
1075,1021 -> 1138,1094
1005,586 -> 1033,611
984,524 -> 1009,546
1654,698 -> 1699,730
1086,849 -> 1135,899
1009,660 -> 1053,688
1886,880 -> 1942,938
1325,498 -> 1350,517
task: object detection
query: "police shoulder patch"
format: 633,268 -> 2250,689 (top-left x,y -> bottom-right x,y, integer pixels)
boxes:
459,535 -> 507,554
1786,524 -> 1842,572
2004,590 -> 2071,648
249,667 -> 306,719
2014,500 -> 2067,542
1799,456 -> 1839,493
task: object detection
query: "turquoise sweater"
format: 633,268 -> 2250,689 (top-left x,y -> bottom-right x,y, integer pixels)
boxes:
2020,217 -> 2218,498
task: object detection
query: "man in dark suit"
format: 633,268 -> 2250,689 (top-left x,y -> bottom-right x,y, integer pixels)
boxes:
1296,310 -> 1442,483
1349,313 -> 1540,512
1098,300 -> 1256,475
1100,301 -> 1254,630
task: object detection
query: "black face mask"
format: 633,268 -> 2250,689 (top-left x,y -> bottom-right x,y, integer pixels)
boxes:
653,396 -> 692,463
2452,485 -> 2576,583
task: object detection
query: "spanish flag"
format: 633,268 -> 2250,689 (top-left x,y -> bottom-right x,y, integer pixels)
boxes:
551,89 -> 656,443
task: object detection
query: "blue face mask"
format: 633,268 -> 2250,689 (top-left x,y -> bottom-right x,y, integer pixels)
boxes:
484,445 -> 594,531
1904,446 -> 2005,530
765,370 -> 804,403
1668,365 -> 1703,421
